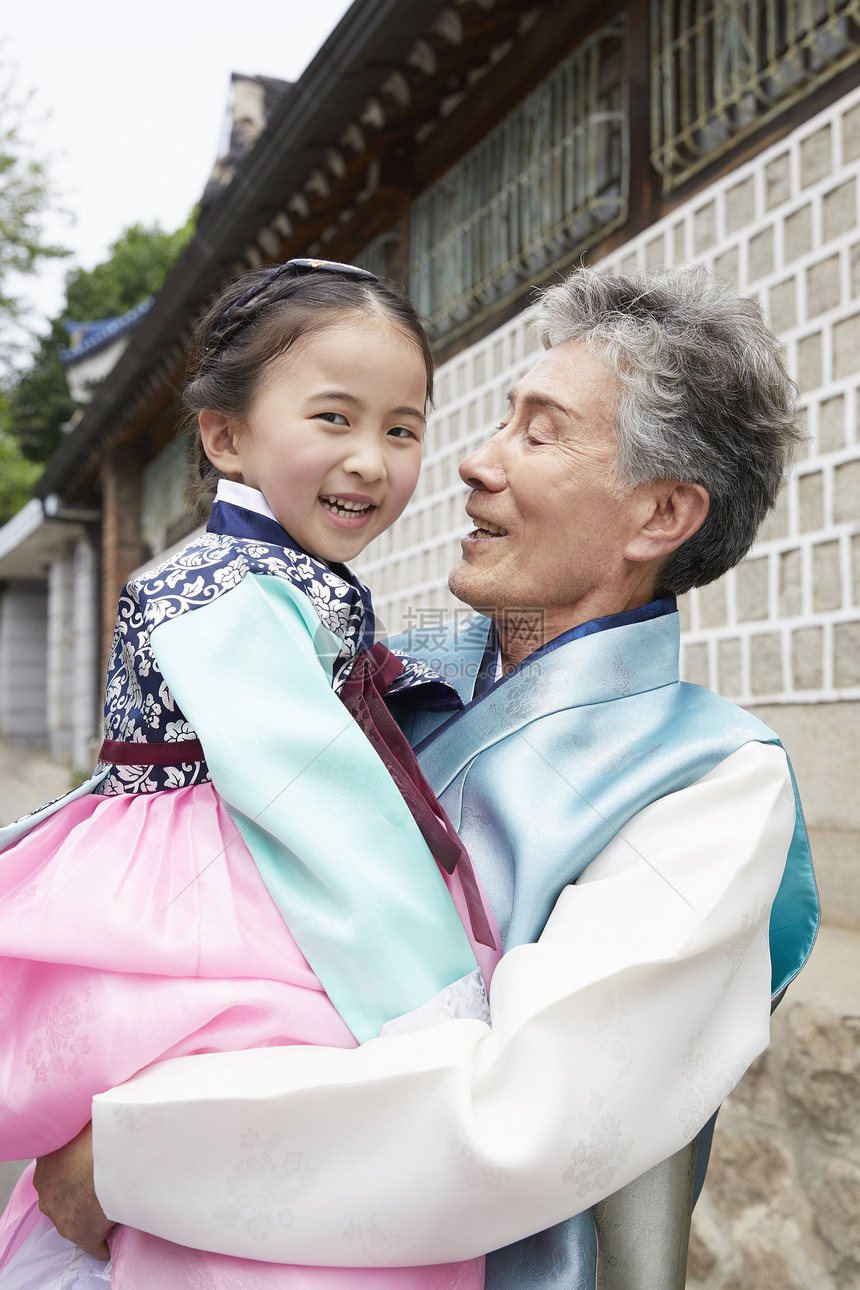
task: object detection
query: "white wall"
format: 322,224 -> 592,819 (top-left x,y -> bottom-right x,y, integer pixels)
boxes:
0,583 -> 48,746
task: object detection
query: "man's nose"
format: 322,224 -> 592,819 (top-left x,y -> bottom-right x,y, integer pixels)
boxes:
459,436 -> 506,491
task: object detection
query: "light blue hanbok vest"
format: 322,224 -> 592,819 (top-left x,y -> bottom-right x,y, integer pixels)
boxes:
391,609 -> 818,1290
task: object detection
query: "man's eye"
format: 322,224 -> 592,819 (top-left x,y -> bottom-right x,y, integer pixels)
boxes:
388,425 -> 419,440
317,412 -> 348,425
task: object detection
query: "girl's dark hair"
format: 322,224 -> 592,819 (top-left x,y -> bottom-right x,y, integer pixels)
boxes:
183,268 -> 434,519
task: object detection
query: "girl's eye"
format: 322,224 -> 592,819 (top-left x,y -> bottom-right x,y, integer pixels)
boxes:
388,425 -> 419,440
317,412 -> 349,425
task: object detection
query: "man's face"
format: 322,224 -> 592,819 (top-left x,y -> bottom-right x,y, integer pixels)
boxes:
449,340 -> 651,641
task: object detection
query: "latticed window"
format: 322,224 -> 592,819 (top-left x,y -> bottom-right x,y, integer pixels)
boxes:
652,0 -> 860,189
355,227 -> 402,281
408,15 -> 628,341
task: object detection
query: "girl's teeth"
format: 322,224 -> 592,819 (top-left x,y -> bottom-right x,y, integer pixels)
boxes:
321,497 -> 371,516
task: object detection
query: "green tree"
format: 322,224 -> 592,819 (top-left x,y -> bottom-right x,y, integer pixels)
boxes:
0,74 -> 69,365
0,388 -> 40,524
8,215 -> 195,464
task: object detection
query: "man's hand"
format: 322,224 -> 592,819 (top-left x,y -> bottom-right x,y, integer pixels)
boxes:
33,1122 -> 114,1262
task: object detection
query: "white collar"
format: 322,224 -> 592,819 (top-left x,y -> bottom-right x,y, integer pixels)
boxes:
216,479 -> 279,524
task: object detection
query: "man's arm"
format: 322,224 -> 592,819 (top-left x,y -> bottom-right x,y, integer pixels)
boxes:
81,741 -> 793,1266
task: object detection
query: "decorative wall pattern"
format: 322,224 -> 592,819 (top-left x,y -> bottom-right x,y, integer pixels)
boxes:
357,85 -> 860,711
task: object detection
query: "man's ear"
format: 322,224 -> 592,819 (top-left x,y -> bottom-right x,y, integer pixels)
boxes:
625,482 -> 710,564
199,410 -> 243,479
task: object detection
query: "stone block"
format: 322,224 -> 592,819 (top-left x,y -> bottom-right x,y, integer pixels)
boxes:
698,576 -> 727,627
796,332 -> 822,394
765,152 -> 792,210
682,641 -> 709,688
491,339 -> 505,376
834,459 -> 860,523
806,254 -> 841,318
728,1048 -> 780,1121
694,202 -> 717,254
757,488 -> 789,541
750,632 -> 782,694
815,1158 -> 860,1285
800,125 -> 833,189
676,592 -> 691,632
713,245 -> 739,284
818,394 -> 845,453
833,312 -> 860,380
822,178 -> 857,243
782,1003 -> 860,1145
792,626 -> 822,690
725,176 -> 756,232
843,101 -> 860,163
751,701 -> 860,831
619,251 -> 638,275
717,636 -> 742,696
738,1222 -> 823,1290
852,241 -> 860,299
813,540 -> 842,611
835,621 -> 860,687
798,470 -> 824,532
807,827 -> 860,930
706,1129 -> 793,1217
853,534 -> 860,606
672,221 -> 687,263
783,204 -> 813,264
735,556 -> 769,621
644,232 -> 665,267
769,277 -> 796,332
779,548 -> 803,618
795,403 -> 811,459
748,225 -> 774,281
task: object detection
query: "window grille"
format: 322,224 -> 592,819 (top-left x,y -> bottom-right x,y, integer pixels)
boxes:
409,15 -> 628,341
652,0 -> 860,190
355,226 -> 402,281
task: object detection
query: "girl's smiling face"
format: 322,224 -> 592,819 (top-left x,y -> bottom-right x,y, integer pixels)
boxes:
200,315 -> 427,563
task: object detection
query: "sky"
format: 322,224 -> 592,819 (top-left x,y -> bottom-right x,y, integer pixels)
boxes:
4,0 -> 354,350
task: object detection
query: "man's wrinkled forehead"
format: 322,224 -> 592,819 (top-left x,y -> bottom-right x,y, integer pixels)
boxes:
506,341 -> 618,430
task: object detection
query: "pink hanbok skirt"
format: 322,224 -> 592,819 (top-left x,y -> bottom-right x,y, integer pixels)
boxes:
0,784 -> 494,1289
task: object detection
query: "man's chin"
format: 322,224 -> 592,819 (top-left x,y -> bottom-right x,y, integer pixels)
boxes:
447,562 -> 496,615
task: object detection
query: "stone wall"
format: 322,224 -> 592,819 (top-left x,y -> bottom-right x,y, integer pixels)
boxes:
688,926 -> 860,1290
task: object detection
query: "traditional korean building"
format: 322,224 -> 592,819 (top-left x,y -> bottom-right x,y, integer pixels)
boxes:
0,2 -> 858,1280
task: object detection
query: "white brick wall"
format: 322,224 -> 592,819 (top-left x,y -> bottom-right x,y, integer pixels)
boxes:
356,86 -> 860,707
0,584 -> 48,745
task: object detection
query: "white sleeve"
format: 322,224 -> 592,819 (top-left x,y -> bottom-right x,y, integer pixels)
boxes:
92,742 -> 794,1265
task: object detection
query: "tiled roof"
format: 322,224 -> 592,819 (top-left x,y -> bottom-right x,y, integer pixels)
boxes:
61,298 -> 152,365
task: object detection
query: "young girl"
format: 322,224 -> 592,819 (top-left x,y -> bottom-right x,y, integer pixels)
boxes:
0,260 -> 498,1290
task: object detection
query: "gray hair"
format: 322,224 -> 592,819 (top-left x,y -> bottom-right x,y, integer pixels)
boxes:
527,266 -> 803,595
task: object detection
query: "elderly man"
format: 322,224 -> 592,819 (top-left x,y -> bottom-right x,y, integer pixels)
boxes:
36,267 -> 818,1287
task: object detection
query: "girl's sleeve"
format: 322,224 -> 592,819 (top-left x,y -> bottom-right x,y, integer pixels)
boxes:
92,742 -> 793,1265
148,571 -> 482,1044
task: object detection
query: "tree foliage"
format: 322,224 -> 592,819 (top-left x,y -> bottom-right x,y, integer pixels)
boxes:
0,78 -> 68,327
7,216 -> 195,466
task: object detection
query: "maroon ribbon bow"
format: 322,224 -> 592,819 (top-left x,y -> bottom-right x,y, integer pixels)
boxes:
340,642 -> 496,950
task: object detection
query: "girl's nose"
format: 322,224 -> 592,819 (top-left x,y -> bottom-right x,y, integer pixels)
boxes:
344,433 -> 387,483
